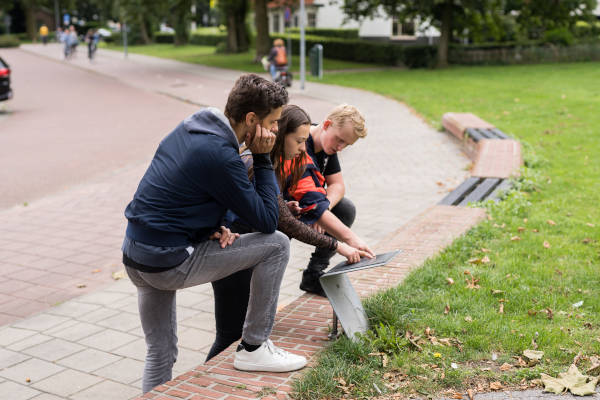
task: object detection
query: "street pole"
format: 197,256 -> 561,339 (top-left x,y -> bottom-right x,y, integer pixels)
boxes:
299,0 -> 305,90
123,22 -> 128,58
53,0 -> 60,30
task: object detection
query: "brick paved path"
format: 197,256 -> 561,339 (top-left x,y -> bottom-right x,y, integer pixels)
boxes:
0,44 -> 472,399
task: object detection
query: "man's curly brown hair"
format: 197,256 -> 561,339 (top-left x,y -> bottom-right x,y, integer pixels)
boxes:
224,74 -> 289,123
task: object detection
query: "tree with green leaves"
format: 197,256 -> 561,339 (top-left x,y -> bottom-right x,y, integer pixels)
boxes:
343,0 -> 505,67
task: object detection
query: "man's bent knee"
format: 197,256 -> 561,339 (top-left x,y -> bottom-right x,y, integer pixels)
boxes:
332,198 -> 356,227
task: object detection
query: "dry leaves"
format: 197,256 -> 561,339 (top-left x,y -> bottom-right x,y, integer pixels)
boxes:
489,381 -> 503,390
91,268 -> 101,273
517,226 -> 526,232
112,270 -> 126,280
444,304 -> 451,315
499,303 -> 505,314
511,236 -> 521,241
541,364 -> 599,396
491,289 -> 504,295
500,363 -> 512,371
464,270 -> 480,290
446,277 -> 455,285
523,350 -> 544,366
76,283 -> 86,288
543,241 -> 551,249
547,219 -> 556,226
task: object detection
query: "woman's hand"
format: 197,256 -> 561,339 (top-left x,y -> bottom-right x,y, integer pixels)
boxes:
345,235 -> 375,259
209,226 -> 240,248
286,200 -> 302,216
336,242 -> 373,264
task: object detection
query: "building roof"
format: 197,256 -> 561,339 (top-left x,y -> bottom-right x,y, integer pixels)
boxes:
268,0 -> 316,9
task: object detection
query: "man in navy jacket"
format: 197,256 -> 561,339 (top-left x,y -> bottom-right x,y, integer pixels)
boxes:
122,74 -> 306,392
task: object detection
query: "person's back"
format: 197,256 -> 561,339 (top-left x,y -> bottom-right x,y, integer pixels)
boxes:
39,25 -> 49,45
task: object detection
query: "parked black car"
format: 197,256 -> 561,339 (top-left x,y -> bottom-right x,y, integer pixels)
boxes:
0,57 -> 12,102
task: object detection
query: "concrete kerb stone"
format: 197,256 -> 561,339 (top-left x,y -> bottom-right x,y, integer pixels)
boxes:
442,112 -> 523,179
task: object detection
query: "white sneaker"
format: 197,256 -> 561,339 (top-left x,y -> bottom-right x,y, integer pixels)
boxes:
233,339 -> 307,372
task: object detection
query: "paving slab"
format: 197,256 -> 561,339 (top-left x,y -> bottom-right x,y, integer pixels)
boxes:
31,369 -> 103,397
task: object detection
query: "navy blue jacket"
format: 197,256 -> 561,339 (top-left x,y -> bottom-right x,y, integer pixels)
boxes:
123,108 -> 279,270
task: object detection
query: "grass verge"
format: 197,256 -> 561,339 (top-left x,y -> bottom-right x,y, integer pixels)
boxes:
293,62 -> 600,399
102,43 -> 386,73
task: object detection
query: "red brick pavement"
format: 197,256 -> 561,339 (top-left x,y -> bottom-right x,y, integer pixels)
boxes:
134,205 -> 486,400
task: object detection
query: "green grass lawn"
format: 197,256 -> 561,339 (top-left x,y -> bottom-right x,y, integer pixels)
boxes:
103,43 -> 386,73
293,63 -> 600,398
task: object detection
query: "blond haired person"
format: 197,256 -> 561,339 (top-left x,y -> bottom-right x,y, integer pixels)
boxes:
294,104 -> 373,296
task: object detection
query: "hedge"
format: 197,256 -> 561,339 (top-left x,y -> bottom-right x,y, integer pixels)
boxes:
0,35 -> 20,48
285,27 -> 359,39
153,31 -> 226,46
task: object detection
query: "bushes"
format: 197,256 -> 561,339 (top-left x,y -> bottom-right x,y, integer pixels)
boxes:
153,31 -> 226,46
543,27 -> 575,46
403,45 -> 437,68
0,35 -> 20,48
285,27 -> 359,39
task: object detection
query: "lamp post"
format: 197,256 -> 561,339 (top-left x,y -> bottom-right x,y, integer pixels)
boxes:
299,0 -> 305,90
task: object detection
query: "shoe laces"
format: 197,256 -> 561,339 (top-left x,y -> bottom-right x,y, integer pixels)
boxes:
265,339 -> 289,358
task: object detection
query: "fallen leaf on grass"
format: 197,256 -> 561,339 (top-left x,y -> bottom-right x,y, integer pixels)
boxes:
467,388 -> 474,400
587,356 -> 600,376
523,350 -> 544,366
112,270 -> 126,280
444,304 -> 451,315
481,248 -> 490,253
511,236 -> 521,241
547,220 -> 556,226
489,381 -> 503,390
500,363 -> 512,371
481,256 -> 490,264
499,303 -> 504,314
586,223 -> 595,227
543,241 -> 551,249
465,316 -> 473,323
491,289 -> 504,295
532,228 -> 539,233
446,277 -> 455,285
582,238 -> 592,244
517,226 -> 526,232
541,364 -> 599,396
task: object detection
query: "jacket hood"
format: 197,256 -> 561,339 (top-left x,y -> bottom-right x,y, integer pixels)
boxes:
183,107 -> 239,148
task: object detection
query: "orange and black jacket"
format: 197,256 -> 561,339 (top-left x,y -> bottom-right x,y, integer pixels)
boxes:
282,153 -> 330,225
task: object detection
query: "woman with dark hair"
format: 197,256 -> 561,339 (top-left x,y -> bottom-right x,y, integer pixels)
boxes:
207,105 -> 372,361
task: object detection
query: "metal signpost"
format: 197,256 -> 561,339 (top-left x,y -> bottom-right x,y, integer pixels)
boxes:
123,22 -> 128,58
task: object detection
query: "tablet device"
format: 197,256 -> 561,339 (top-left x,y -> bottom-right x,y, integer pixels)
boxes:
322,250 -> 401,277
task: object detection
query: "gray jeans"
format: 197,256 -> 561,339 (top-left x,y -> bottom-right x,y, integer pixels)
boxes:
125,231 -> 290,393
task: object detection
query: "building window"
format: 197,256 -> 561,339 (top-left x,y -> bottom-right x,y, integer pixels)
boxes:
272,13 -> 280,32
307,13 -> 316,28
392,16 -> 416,37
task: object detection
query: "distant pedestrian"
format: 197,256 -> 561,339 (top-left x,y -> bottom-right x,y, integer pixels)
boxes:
39,24 -> 49,45
64,26 -> 79,59
85,29 -> 99,60
267,38 -> 288,80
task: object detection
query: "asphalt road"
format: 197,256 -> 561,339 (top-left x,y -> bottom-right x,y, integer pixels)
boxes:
0,48 -> 197,210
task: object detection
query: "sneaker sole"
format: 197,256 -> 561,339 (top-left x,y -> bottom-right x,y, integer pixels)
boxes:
233,360 -> 307,373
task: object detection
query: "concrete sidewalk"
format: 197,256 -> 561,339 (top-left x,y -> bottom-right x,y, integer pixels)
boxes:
0,44 -> 468,399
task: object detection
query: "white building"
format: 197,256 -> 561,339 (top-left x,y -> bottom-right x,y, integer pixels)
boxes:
266,0 -> 440,43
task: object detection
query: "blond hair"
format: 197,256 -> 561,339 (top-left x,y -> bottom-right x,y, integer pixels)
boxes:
273,38 -> 284,47
326,104 -> 367,138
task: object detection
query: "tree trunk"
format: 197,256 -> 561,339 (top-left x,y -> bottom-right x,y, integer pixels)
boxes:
226,14 -> 239,52
23,0 -> 37,41
173,0 -> 192,45
254,0 -> 270,61
437,0 -> 452,68
224,1 -> 249,53
138,12 -> 151,44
